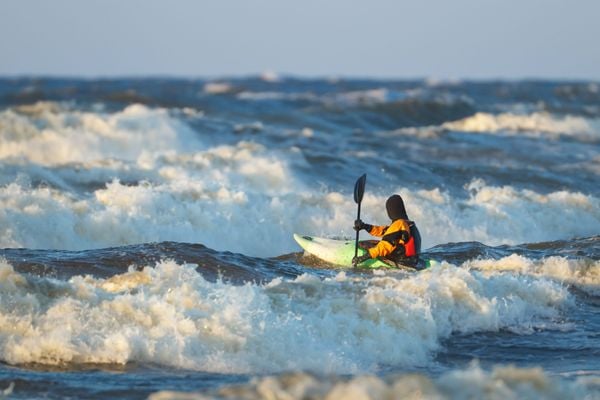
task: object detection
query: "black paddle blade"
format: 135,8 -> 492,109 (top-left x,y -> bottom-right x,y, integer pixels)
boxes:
354,174 -> 367,204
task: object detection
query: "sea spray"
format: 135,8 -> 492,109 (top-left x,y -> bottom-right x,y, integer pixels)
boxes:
0,260 -> 572,373
147,363 -> 600,400
1,176 -> 598,256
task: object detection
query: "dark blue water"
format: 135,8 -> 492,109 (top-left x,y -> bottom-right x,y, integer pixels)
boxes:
0,77 -> 599,399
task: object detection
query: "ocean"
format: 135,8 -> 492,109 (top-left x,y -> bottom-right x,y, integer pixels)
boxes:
0,77 -> 598,399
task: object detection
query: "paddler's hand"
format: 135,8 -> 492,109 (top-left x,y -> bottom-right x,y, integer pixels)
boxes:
352,254 -> 370,267
354,219 -> 371,232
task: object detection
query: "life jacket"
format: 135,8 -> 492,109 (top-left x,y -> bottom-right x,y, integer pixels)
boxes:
387,220 -> 420,260
366,218 -> 421,268
405,221 -> 421,258
383,221 -> 420,269
404,236 -> 417,257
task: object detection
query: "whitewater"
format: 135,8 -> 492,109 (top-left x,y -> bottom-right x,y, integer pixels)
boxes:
0,77 -> 599,399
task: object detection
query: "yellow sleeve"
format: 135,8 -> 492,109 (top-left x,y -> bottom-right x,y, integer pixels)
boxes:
367,219 -> 410,258
368,225 -> 388,237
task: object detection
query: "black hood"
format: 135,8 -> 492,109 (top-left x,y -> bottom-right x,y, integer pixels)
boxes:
386,194 -> 408,221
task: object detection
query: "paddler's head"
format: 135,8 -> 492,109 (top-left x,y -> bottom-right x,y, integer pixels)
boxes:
386,194 -> 408,221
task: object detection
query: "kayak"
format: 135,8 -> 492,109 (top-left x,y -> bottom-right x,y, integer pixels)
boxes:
293,233 -> 436,270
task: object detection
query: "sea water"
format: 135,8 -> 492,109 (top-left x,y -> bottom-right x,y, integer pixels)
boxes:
0,77 -> 599,399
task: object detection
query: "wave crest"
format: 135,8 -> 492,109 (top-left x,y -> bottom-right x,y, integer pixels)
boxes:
0,103 -> 201,166
443,112 -> 600,140
0,260 -> 571,372
149,364 -> 600,400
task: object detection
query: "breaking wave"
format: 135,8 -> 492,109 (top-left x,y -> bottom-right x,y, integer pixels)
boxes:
148,364 -> 600,400
0,103 -> 201,166
1,174 -> 599,256
443,112 -> 600,140
0,259 -> 574,373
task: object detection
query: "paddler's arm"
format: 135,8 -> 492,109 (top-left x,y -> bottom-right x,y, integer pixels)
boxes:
367,225 -> 388,237
354,219 -> 389,237
367,220 -> 410,258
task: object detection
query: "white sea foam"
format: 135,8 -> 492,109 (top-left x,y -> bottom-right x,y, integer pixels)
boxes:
203,82 -> 233,95
333,88 -> 390,106
236,87 -> 394,105
348,180 -> 600,251
236,91 -> 319,102
0,141 -> 309,253
0,103 -> 201,166
0,259 -> 572,372
1,172 -> 599,255
260,70 -> 280,83
149,364 -> 600,400
443,112 -> 600,140
468,255 -> 600,296
0,103 -> 598,255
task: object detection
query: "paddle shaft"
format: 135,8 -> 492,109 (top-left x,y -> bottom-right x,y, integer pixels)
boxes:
353,173 -> 367,260
354,201 -> 361,258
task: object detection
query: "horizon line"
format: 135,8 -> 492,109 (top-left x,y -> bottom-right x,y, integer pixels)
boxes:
0,72 -> 598,84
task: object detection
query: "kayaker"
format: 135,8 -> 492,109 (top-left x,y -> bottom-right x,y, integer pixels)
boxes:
352,194 -> 422,268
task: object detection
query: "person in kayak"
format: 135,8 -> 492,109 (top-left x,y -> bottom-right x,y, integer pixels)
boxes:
352,194 -> 422,268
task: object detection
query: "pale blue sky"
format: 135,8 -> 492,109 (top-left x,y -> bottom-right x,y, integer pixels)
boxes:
1,0 -> 598,79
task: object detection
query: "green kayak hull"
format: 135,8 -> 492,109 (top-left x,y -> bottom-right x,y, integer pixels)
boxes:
293,233 -> 436,270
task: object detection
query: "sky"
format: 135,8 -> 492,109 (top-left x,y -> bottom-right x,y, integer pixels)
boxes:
1,0 -> 599,80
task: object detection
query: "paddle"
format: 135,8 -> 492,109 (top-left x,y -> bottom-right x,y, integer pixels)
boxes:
353,173 -> 367,258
